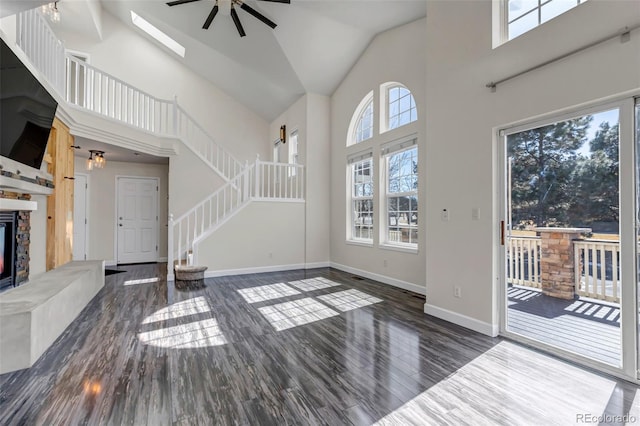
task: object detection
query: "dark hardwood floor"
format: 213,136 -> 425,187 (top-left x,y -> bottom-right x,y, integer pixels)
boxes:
1,264 -> 638,425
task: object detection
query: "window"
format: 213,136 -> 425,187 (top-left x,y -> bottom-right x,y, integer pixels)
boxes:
384,141 -> 418,247
506,0 -> 587,40
273,140 -> 281,162
349,154 -> 374,242
388,85 -> 417,131
288,130 -> 298,177
348,92 -> 374,146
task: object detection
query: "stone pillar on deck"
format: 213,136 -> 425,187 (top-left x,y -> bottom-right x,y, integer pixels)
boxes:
536,227 -> 591,300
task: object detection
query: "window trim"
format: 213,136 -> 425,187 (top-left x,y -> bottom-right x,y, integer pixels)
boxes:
348,152 -> 374,243
380,82 -> 418,134
502,0 -> 588,42
288,129 -> 299,177
347,91 -> 375,146
382,137 -> 418,248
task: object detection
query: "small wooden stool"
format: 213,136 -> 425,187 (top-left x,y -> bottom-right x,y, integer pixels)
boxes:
174,265 -> 208,290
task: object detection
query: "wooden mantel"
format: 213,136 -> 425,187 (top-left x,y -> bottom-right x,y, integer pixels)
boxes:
46,117 -> 75,271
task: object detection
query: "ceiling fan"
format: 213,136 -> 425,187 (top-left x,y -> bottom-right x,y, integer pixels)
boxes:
166,0 -> 289,37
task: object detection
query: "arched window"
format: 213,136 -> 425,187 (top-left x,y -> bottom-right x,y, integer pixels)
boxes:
384,83 -> 417,132
347,92 -> 374,146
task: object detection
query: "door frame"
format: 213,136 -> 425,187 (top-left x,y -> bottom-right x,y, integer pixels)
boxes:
496,96 -> 638,382
73,172 -> 89,261
114,175 -> 160,264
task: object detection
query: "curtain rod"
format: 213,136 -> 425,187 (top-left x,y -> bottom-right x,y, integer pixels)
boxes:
486,25 -> 639,92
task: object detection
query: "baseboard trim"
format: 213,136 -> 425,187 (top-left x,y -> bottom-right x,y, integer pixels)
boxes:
105,260 -> 117,267
423,303 -> 499,337
305,261 -> 331,269
158,257 -> 168,262
330,262 -> 425,295
205,263 -> 310,278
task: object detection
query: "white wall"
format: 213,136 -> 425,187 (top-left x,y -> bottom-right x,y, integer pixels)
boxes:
269,94 -> 331,267
424,0 -> 640,334
74,157 -> 169,263
197,201 -> 305,274
29,194 -> 47,278
54,11 -> 269,164
330,18 -> 427,292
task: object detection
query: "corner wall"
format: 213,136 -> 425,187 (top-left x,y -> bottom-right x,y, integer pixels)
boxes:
270,94 -> 331,267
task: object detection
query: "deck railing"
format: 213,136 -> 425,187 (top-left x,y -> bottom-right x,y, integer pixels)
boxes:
574,240 -> 621,302
508,235 -> 621,303
507,236 -> 542,288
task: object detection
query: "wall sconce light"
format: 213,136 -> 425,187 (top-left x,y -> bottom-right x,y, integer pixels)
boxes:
280,125 -> 286,144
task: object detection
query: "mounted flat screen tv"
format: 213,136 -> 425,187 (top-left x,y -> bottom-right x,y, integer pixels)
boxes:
0,37 -> 57,170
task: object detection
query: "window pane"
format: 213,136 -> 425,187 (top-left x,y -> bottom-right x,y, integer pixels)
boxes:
541,0 -> 579,23
355,101 -> 373,143
508,0 -> 539,22
509,9 -> 538,39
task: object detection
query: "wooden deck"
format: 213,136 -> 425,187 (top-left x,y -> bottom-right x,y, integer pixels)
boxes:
507,285 -> 621,366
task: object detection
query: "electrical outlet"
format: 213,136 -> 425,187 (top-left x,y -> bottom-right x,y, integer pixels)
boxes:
454,286 -> 462,298
383,259 -> 388,267
441,209 -> 450,222
472,207 -> 480,221
269,252 -> 273,259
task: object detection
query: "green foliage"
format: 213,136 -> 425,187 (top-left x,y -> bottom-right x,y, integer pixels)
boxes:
508,116 -> 591,227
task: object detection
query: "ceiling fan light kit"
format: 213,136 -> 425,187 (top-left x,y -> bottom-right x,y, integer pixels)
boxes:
167,0 -> 289,37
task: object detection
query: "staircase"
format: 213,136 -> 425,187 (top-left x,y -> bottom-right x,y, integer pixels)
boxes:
13,8 -> 305,279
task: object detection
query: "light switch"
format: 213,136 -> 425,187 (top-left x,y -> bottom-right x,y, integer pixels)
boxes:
472,208 -> 480,221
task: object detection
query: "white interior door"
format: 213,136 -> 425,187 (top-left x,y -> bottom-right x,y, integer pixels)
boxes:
117,177 -> 159,264
73,174 -> 87,261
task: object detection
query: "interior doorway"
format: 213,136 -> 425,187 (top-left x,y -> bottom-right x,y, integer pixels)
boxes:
116,176 -> 159,264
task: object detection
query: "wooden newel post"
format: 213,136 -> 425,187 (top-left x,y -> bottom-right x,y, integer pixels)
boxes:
537,227 -> 591,300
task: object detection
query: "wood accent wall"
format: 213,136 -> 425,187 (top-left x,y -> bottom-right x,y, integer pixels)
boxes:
45,118 -> 75,270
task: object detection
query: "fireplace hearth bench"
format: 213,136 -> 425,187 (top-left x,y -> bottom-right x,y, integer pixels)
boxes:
0,260 -> 105,374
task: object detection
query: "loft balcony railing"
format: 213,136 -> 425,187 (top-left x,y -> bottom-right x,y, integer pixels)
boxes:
16,8 -> 243,182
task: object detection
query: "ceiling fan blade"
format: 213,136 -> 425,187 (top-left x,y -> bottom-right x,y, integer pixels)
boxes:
167,0 -> 202,6
230,7 -> 246,37
240,3 -> 276,29
203,5 -> 219,29
258,0 -> 290,3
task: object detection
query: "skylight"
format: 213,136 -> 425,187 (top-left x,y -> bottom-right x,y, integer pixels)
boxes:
130,11 -> 185,58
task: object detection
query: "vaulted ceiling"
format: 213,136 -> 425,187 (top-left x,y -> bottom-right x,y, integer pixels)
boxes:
6,0 -> 426,120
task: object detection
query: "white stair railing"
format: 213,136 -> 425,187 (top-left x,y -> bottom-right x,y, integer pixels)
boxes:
14,9 -> 307,277
168,159 -> 305,270
16,9 -> 243,182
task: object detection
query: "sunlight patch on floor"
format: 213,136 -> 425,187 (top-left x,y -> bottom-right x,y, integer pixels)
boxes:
258,298 -> 339,331
124,277 -> 160,286
137,318 -> 227,349
317,289 -> 383,312
237,283 -> 301,303
288,277 -> 341,292
142,296 -> 211,324
373,341 -> 616,425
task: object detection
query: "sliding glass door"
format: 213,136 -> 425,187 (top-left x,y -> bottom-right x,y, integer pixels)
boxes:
501,98 -> 638,378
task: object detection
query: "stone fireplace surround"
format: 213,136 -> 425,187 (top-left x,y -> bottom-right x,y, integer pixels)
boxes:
0,191 -> 32,290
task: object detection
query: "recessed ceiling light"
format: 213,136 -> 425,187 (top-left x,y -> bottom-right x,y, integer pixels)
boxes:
130,10 -> 186,58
